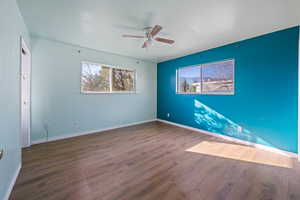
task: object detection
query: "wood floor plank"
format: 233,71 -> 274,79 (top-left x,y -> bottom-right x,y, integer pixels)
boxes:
9,121 -> 300,200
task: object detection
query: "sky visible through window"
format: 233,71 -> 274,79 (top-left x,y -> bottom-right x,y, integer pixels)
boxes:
82,63 -> 102,76
179,66 -> 200,78
180,61 -> 233,80
178,60 -> 234,94
202,61 -> 233,81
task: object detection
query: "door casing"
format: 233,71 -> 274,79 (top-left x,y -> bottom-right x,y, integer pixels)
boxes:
20,37 -> 31,148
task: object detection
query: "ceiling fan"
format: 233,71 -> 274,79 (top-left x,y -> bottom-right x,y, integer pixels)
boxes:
122,25 -> 175,48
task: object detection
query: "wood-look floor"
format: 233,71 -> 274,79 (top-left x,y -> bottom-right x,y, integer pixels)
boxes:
10,121 -> 300,200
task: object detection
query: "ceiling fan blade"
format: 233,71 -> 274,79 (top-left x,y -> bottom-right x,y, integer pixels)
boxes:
155,37 -> 175,44
150,25 -> 162,37
122,34 -> 145,38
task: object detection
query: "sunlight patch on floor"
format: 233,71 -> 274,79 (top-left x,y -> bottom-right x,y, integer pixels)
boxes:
186,141 -> 293,168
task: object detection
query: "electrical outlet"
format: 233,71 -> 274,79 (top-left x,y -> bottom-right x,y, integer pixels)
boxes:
167,113 -> 170,118
0,149 -> 4,160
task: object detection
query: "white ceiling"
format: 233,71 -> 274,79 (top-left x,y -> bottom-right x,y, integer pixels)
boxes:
17,0 -> 300,63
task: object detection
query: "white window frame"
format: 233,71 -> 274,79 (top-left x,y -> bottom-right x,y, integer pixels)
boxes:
176,59 -> 235,95
81,61 -> 137,94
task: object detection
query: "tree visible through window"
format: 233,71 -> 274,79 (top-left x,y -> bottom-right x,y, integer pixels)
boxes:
177,59 -> 234,94
81,62 -> 136,93
112,68 -> 135,91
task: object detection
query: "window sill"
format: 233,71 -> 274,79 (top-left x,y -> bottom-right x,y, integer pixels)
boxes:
81,91 -> 139,94
176,92 -> 234,95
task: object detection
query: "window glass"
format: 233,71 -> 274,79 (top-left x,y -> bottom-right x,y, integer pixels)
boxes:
176,59 -> 234,95
112,68 -> 136,92
81,63 -> 110,93
178,66 -> 201,93
201,60 -> 234,94
81,62 -> 136,93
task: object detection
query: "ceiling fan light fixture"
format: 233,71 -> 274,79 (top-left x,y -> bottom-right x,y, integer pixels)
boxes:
146,39 -> 152,46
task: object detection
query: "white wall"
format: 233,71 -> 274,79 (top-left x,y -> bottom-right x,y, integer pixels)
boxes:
0,0 -> 30,199
30,37 -> 157,143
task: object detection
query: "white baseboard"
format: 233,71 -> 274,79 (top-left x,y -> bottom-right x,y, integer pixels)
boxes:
157,119 -> 298,158
31,119 -> 157,145
4,163 -> 21,200
30,118 -> 298,159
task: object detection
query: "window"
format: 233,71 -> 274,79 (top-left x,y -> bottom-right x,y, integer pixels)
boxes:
177,59 -> 234,94
81,62 -> 136,93
112,68 -> 136,92
178,66 -> 201,93
201,60 -> 234,94
81,62 -> 110,93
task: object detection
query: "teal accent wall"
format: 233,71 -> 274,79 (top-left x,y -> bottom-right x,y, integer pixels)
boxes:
31,37 -> 157,143
157,26 -> 299,153
0,0 -> 30,199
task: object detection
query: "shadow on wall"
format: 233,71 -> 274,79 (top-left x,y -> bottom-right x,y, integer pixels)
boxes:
194,99 -> 273,148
